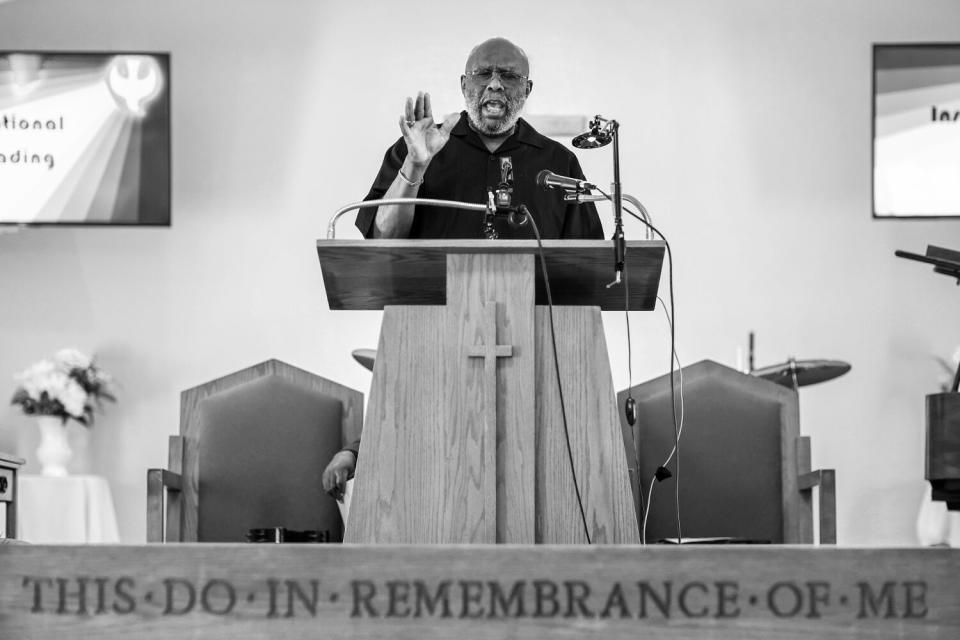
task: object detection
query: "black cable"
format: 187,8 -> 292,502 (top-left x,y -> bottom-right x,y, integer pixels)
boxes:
621,256 -> 646,536
625,261 -> 633,393
522,206 -> 592,544
623,257 -> 641,514
630,208 -> 681,544
601,193 -> 682,544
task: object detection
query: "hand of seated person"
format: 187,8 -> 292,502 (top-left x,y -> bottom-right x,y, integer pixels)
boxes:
322,450 -> 356,501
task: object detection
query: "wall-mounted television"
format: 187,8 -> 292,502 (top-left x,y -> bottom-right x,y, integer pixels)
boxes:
0,51 -> 170,226
873,44 -> 960,218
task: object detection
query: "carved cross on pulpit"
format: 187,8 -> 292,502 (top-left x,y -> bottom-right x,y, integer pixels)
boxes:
467,303 -> 514,365
466,301 -> 513,541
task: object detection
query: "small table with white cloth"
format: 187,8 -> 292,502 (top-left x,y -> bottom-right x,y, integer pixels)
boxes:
18,475 -> 120,544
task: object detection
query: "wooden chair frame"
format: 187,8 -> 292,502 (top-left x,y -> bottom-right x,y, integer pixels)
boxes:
147,359 -> 363,542
618,360 -> 837,544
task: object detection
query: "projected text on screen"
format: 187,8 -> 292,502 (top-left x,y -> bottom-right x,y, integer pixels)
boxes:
0,52 -> 170,226
874,44 -> 960,218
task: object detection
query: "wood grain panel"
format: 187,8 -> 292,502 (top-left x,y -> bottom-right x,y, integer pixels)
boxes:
796,435 -> 814,544
445,254 -> 536,544
779,393 -> 803,543
345,307 -> 446,543
818,469 -> 838,544
165,436 -> 184,543
535,307 -> 641,544
316,240 -> 665,311
2,544 -> 958,639
443,268 -> 491,543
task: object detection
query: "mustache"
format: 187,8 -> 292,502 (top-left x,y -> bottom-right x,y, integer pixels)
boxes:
475,91 -> 521,110
464,87 -> 527,134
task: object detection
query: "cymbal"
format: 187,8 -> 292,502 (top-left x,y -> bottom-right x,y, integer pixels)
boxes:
351,348 -> 376,372
752,358 -> 851,388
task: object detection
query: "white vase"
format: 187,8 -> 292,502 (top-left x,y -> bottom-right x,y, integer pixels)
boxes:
36,416 -> 72,477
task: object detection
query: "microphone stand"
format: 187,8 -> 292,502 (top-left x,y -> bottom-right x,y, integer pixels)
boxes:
326,197 -> 493,239
571,114 -> 627,287
564,192 -> 653,240
608,119 -> 625,288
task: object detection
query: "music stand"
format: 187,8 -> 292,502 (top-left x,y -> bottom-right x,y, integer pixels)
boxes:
895,245 -> 960,285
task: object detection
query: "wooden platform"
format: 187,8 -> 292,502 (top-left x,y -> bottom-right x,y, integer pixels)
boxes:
1,544 -> 958,639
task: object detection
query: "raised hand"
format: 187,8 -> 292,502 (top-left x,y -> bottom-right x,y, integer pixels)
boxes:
372,92 -> 459,237
399,92 -> 458,169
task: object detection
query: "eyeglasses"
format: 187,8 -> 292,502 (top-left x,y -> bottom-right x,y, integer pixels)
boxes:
464,67 -> 529,86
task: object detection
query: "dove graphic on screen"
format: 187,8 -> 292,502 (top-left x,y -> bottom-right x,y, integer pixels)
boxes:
106,55 -> 163,117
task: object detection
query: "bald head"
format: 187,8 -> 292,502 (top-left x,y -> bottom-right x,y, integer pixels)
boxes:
461,38 -> 532,137
465,37 -> 530,77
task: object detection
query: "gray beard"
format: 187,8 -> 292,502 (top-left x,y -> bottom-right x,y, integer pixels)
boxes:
465,94 -> 526,136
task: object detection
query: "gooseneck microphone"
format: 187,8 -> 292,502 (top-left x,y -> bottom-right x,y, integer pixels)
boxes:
536,170 -> 596,192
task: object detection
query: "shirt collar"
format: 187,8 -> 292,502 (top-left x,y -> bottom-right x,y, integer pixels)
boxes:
451,111 -> 546,152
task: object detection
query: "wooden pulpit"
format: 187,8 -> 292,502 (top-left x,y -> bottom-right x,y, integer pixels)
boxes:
316,239 -> 664,544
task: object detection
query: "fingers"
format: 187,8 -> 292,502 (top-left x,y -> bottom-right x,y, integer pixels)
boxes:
323,454 -> 351,493
404,92 -> 435,126
400,94 -> 443,140
323,468 -> 345,498
423,92 -> 432,120
327,476 -> 343,501
413,92 -> 422,121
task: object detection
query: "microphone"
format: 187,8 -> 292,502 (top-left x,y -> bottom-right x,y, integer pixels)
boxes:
572,127 -> 612,149
536,170 -> 596,192
573,115 -> 614,149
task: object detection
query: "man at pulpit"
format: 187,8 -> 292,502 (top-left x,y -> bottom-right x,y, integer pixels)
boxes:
354,36 -> 604,240
323,38 -> 606,500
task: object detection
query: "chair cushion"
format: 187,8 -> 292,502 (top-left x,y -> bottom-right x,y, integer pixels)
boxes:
633,368 -> 785,543
196,375 -> 343,542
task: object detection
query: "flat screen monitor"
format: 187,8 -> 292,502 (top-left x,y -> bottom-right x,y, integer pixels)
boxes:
0,51 -> 170,226
873,44 -> 960,218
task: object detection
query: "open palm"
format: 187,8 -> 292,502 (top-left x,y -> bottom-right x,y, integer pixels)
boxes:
400,92 -> 458,166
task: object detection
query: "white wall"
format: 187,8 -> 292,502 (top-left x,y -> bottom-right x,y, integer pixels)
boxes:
1,0 -> 959,545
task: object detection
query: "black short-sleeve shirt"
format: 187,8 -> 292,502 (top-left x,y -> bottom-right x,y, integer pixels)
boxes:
355,112 -> 604,240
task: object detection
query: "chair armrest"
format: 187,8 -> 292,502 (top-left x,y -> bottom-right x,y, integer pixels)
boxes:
148,468 -> 182,491
798,468 -> 837,545
147,468 -> 183,543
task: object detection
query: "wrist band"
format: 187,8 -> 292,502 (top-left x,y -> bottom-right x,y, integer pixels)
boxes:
398,168 -> 424,187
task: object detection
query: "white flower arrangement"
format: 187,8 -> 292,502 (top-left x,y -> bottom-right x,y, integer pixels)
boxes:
10,348 -> 115,426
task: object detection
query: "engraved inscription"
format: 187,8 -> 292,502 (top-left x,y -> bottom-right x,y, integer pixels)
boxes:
18,576 -> 931,622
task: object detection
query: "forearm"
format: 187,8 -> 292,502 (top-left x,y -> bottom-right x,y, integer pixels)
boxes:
373,157 -> 428,238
